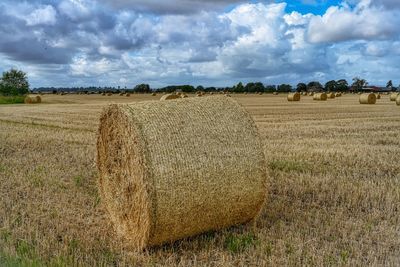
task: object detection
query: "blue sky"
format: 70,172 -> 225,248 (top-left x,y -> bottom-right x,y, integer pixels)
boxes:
0,0 -> 399,88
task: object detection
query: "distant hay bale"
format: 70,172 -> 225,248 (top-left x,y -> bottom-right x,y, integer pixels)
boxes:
396,95 -> 400,106
390,93 -> 399,101
313,93 -> 327,101
160,94 -> 180,101
335,92 -> 342,97
180,93 -> 188,98
357,92 -> 362,95
273,92 -> 278,95
24,95 -> 41,104
308,92 -> 314,96
375,93 -> 381,99
97,96 -> 266,250
126,93 -> 131,97
359,93 -> 376,104
258,92 -> 263,95
119,93 -> 125,96
196,93 -> 203,97
102,93 -> 106,96
287,92 -> 300,101
107,93 -> 113,96
327,93 -> 335,99
151,93 -> 157,96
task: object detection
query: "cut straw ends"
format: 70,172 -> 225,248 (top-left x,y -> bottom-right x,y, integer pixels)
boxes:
287,92 -> 300,101
359,93 -> 376,104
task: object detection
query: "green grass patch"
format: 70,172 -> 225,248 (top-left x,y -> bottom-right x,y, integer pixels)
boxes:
0,96 -> 25,105
224,233 -> 258,253
268,159 -> 311,173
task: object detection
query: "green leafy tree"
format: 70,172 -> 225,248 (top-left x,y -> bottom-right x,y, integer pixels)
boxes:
336,79 -> 348,92
351,77 -> 367,91
233,82 -> 244,93
0,69 -> 29,96
277,84 -> 292,92
296,83 -> 307,92
133,84 -> 151,93
307,81 -> 323,92
324,80 -> 337,92
386,80 -> 393,88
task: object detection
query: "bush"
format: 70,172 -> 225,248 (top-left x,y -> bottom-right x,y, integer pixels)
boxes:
0,69 -> 29,96
0,95 -> 25,104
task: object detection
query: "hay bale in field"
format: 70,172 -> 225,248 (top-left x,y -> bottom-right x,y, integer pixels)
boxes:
313,93 -> 327,101
107,93 -> 113,96
126,93 -> 131,97
273,92 -> 278,95
24,95 -> 41,104
335,92 -> 342,97
375,93 -> 381,99
160,93 -> 180,101
308,92 -> 314,96
151,93 -> 157,96
97,96 -> 266,250
327,93 -> 335,99
396,95 -> 400,105
287,92 -> 300,101
390,93 -> 399,101
180,93 -> 188,98
359,93 -> 376,104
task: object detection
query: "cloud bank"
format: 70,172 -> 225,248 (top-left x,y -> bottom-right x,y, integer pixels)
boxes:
0,0 -> 399,88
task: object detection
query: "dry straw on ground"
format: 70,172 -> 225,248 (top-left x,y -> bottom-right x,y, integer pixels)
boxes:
24,95 -> 42,104
313,93 -> 327,101
390,93 -> 399,101
287,92 -> 300,101
160,94 -> 180,101
97,96 -> 267,250
359,93 -> 376,104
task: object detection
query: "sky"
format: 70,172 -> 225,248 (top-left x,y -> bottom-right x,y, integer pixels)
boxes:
0,0 -> 399,88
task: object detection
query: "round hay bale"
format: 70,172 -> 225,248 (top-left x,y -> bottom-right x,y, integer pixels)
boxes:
180,93 -> 188,98
359,93 -> 376,104
272,92 -> 278,95
327,93 -> 335,99
119,93 -> 125,96
390,93 -> 399,101
287,92 -> 300,101
335,92 -> 342,97
151,93 -> 157,96
97,96 -> 266,249
160,94 -> 180,101
107,93 -> 113,96
313,93 -> 327,101
396,95 -> 400,106
24,95 -> 42,104
308,92 -> 314,96
375,93 -> 381,99
126,93 -> 131,97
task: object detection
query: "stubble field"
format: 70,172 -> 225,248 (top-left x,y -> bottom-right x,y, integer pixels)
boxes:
0,93 -> 399,266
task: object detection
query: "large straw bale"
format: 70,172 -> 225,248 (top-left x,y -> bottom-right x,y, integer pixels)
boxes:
313,93 -> 327,101
359,93 -> 376,104
97,96 -> 266,250
390,93 -> 399,101
375,93 -> 381,99
160,94 -> 180,101
287,92 -> 300,101
396,95 -> 400,106
327,93 -> 335,99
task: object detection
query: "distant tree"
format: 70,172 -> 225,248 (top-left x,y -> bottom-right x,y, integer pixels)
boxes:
351,77 -> 367,91
324,80 -> 337,92
233,82 -> 244,93
245,82 -> 264,93
386,80 -> 393,89
336,79 -> 349,92
277,84 -> 292,92
296,83 -> 307,92
134,83 -> 151,93
264,85 -> 276,93
307,81 -> 323,92
196,85 -> 204,92
0,69 -> 29,96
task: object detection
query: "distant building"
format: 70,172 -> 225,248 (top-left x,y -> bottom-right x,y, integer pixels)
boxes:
361,86 -> 393,92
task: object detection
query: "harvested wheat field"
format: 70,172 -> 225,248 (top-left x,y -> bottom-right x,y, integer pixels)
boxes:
0,93 -> 399,266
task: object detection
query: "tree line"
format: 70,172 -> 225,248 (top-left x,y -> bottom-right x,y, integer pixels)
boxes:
0,68 -> 399,96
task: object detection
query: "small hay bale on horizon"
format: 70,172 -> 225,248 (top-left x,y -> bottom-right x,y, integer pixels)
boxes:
24,95 -> 41,104
375,93 -> 381,99
287,92 -> 300,101
359,93 -> 376,104
390,93 -> 399,101
160,93 -> 180,101
313,93 -> 327,101
97,96 -> 267,250
327,93 -> 335,99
